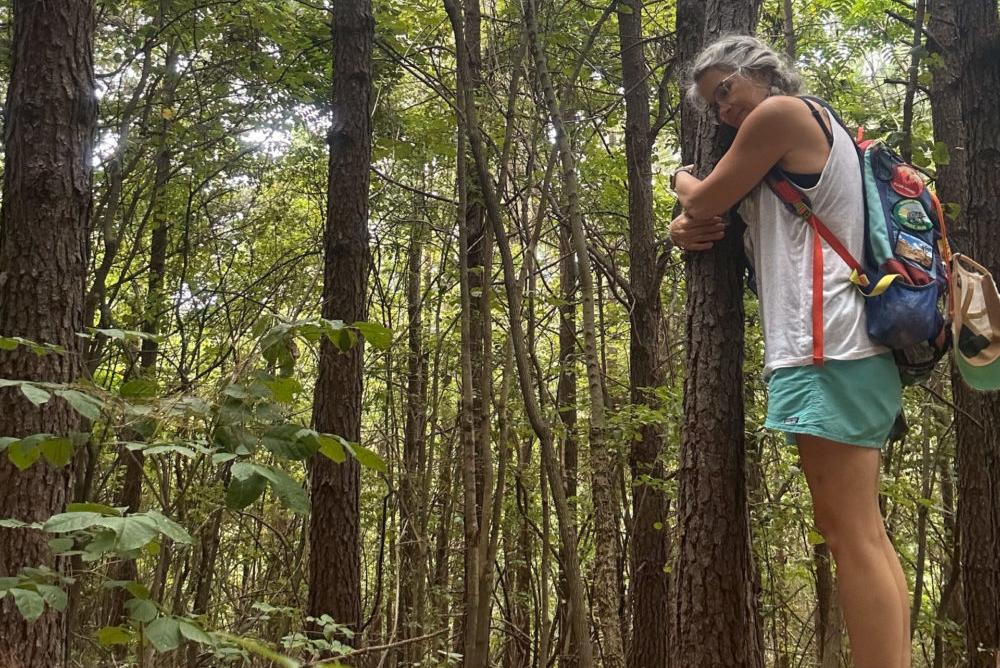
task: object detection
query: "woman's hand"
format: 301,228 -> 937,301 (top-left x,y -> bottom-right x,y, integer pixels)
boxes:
669,212 -> 727,251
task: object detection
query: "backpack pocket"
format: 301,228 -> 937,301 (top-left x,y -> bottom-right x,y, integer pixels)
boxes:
865,277 -> 943,349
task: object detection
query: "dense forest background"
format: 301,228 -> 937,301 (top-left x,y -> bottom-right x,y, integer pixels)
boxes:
0,0 -> 998,666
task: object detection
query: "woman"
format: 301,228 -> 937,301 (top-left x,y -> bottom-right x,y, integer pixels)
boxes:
670,35 -> 910,667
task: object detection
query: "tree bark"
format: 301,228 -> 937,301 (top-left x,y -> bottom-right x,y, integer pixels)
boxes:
617,2 -> 671,665
308,0 -> 372,641
0,1 -> 96,666
948,1 -> 1000,665
671,1 -> 765,667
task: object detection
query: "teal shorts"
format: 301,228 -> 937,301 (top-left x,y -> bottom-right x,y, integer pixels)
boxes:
765,353 -> 902,449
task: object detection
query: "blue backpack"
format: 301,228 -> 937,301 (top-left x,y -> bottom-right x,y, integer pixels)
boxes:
763,97 -> 953,385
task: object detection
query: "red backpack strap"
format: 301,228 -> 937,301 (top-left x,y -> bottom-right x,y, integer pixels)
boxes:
764,169 -> 868,366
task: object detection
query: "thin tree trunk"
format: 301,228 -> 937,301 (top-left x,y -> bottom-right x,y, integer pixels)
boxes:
443,2 -> 594,663
308,0 -> 372,642
396,214 -> 429,666
0,2 -> 96,666
524,1 -> 624,664
617,1 -> 671,665
814,542 -> 844,668
782,0 -> 796,61
900,0 -> 927,163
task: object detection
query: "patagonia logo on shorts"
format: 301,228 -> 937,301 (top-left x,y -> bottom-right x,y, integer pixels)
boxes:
783,416 -> 800,425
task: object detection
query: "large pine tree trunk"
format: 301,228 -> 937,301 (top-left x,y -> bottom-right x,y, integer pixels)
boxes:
671,2 -> 765,666
0,1 -> 96,666
308,0 -> 372,640
948,1 -> 1000,664
617,2 -> 671,665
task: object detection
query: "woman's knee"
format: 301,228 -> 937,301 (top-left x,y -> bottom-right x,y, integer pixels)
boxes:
813,509 -> 886,558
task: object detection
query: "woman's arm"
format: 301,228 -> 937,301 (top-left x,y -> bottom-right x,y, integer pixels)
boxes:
673,96 -> 802,219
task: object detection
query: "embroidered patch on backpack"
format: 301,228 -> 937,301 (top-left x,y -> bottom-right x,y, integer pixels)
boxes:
783,417 -> 800,425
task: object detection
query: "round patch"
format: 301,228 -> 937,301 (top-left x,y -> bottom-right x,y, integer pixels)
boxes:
890,164 -> 924,197
892,199 -> 933,231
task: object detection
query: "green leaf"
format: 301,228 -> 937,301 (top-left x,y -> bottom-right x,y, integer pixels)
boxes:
8,440 -> 41,470
125,598 -> 158,623
36,584 -> 67,611
344,442 -> 386,473
178,620 -> 215,645
0,337 -> 17,350
145,510 -> 193,544
39,437 -> 73,467
807,529 -> 826,545
120,378 -> 159,399
351,321 -> 392,350
11,588 -> 45,621
55,389 -> 103,420
19,383 -> 51,406
145,616 -> 182,652
125,581 -> 151,600
95,515 -> 160,552
97,625 -> 133,646
250,464 -> 309,514
932,141 -> 950,166
226,471 -> 268,510
66,502 -> 120,516
317,434 -> 346,464
261,377 -> 302,404
262,425 -> 316,460
43,511 -> 104,533
48,537 -> 75,554
0,436 -> 16,451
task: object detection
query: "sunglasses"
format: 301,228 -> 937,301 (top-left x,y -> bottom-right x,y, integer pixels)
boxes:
708,70 -> 741,116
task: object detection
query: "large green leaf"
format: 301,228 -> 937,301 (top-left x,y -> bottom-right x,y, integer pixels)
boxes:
44,511 -> 105,533
39,437 -> 73,467
19,383 -> 51,406
226,469 -> 268,510
56,389 -> 103,420
125,598 -> 158,623
145,616 -> 182,652
249,463 -> 309,514
10,588 -> 45,621
351,321 -> 392,350
96,625 -> 133,646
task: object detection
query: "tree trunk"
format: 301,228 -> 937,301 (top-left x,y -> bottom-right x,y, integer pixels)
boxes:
443,2 -> 594,663
396,215 -> 429,666
900,0 -> 927,163
814,542 -> 844,668
671,1 -> 765,667
308,0 -> 372,641
617,2 -> 671,665
525,0 -> 624,663
0,1 -> 96,666
949,1 -> 1000,665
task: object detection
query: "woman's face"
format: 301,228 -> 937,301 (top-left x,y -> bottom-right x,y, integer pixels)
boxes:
696,67 -> 770,128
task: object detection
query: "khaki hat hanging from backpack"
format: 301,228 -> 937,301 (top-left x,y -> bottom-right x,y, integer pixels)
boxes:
951,254 -> 1000,391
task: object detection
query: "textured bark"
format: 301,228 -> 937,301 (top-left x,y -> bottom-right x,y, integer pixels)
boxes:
556,215 -> 579,668
308,0 -> 372,639
949,1 -> 1000,665
617,2 -> 671,665
0,1 -> 96,666
781,0 -> 796,60
671,1 -> 765,667
525,0 -> 624,663
925,9 -> 967,664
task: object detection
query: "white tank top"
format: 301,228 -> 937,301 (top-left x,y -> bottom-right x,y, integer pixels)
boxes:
740,106 -> 887,378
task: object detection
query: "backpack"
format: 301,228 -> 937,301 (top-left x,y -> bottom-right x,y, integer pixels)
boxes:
763,96 -> 953,385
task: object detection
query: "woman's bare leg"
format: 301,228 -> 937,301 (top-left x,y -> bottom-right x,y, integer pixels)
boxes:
796,434 -> 905,668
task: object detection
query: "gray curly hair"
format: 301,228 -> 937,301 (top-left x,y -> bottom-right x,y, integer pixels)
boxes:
685,35 -> 803,108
